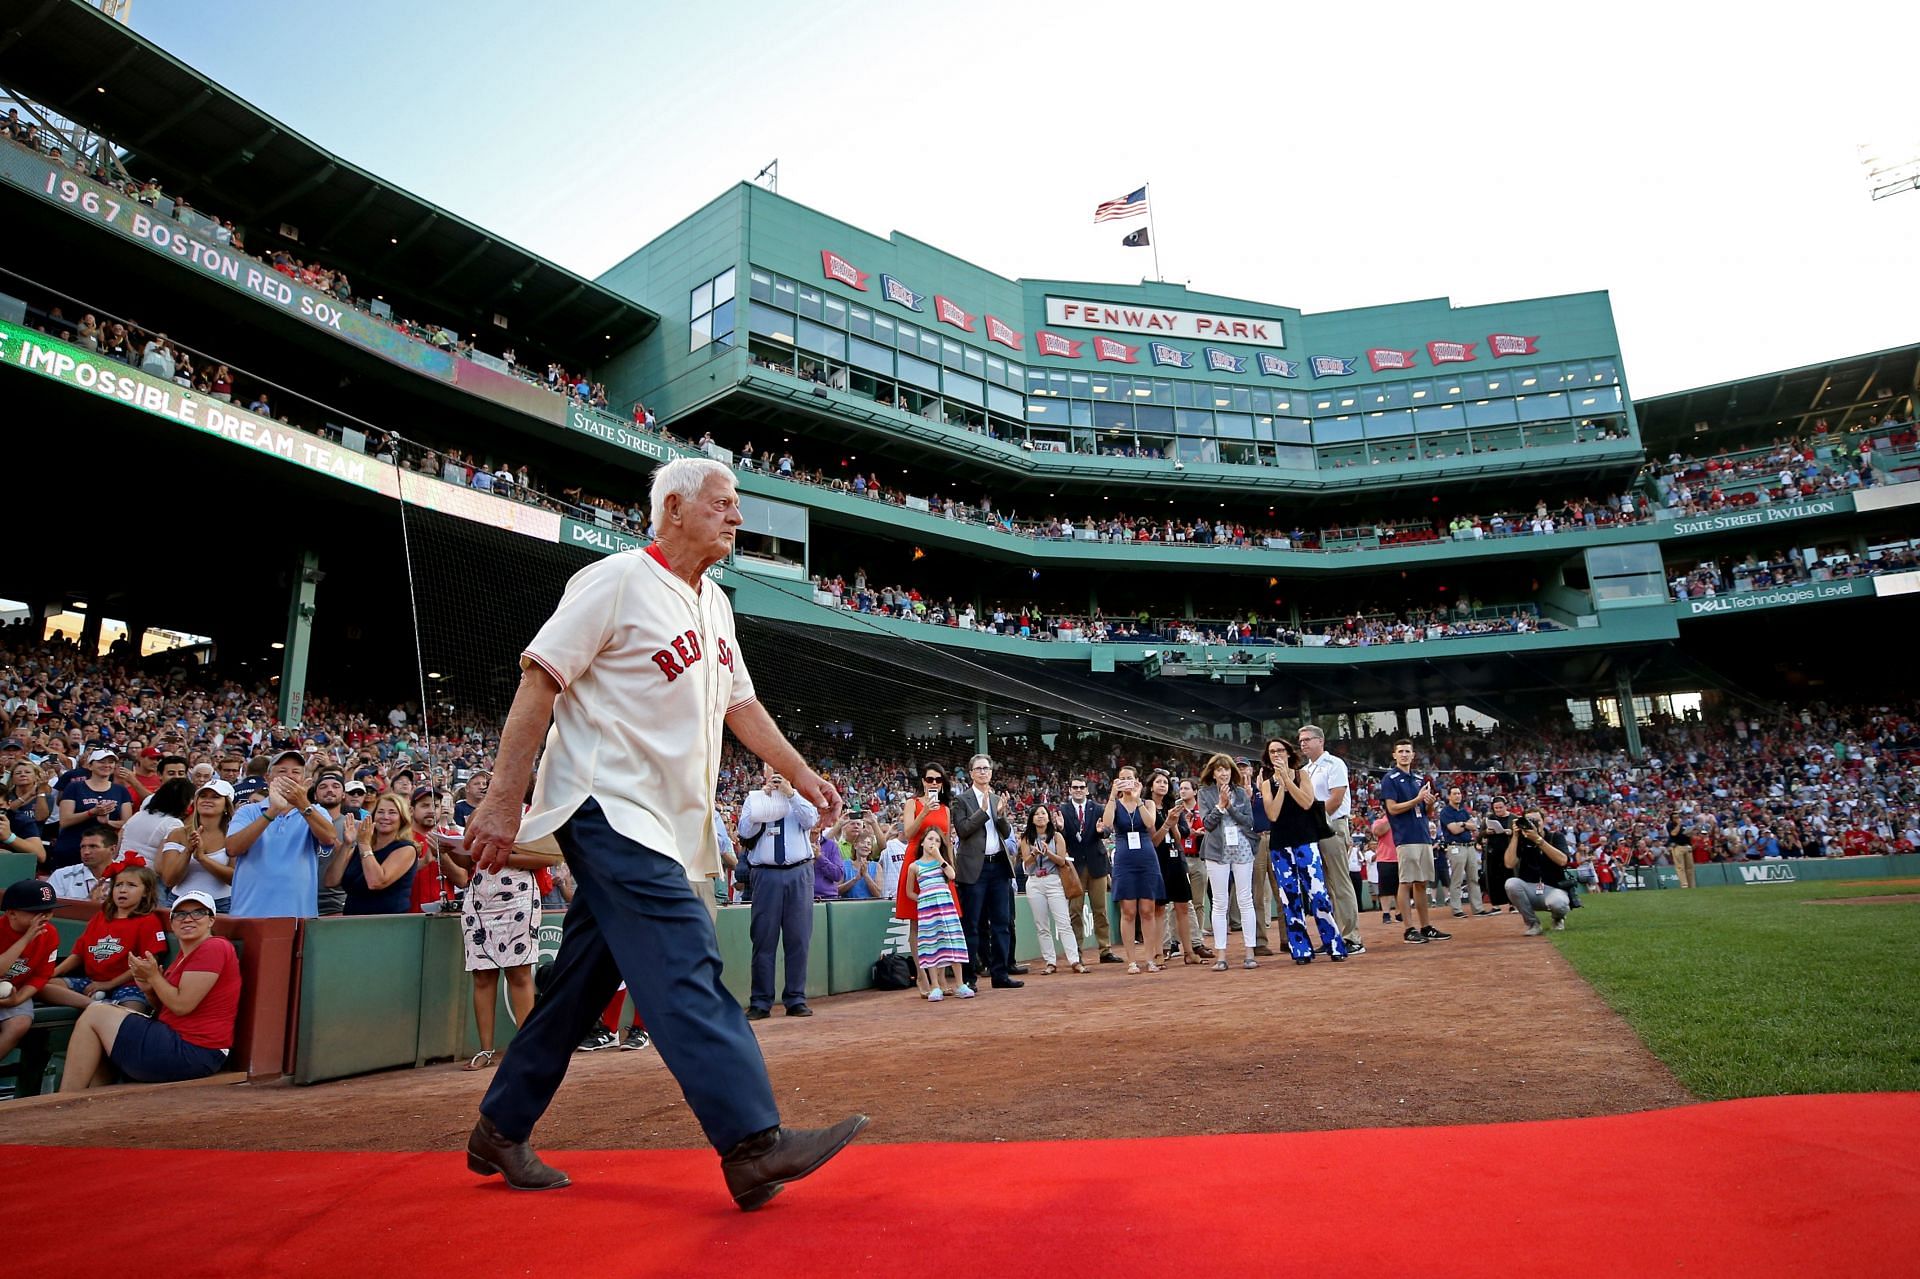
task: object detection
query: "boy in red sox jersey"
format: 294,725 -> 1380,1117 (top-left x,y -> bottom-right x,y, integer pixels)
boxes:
463,457 -> 865,1211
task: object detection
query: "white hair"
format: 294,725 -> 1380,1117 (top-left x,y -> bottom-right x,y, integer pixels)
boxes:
650,457 -> 733,529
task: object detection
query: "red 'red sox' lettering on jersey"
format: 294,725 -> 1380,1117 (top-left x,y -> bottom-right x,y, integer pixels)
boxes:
651,629 -> 705,681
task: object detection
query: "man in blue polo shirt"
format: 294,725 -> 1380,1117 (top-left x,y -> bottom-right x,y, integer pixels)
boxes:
226,750 -> 339,918
1378,739 -> 1449,945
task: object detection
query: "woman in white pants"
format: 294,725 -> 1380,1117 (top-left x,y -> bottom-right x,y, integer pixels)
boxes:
1019,803 -> 1087,973
1197,753 -> 1259,970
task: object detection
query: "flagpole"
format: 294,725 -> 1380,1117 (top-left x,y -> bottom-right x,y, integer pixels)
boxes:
1145,182 -> 1162,282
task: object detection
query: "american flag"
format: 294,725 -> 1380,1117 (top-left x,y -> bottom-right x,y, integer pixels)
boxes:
1093,186 -> 1148,222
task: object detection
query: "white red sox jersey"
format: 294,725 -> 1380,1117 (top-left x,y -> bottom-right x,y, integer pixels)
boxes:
516,544 -> 753,880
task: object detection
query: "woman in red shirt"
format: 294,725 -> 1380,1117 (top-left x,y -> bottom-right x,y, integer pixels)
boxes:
59,889 -> 240,1089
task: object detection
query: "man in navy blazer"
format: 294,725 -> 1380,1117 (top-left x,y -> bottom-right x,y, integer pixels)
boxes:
950,753 -> 1022,989
1057,776 -> 1118,963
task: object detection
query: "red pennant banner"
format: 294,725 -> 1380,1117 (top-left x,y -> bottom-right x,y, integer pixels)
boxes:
985,315 -> 1023,350
1487,333 -> 1539,357
1092,336 -> 1140,363
1426,340 -> 1476,364
1367,348 -> 1419,372
933,295 -> 976,332
1035,330 -> 1084,359
820,250 -> 869,291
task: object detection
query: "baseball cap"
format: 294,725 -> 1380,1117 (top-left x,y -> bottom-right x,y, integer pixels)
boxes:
0,738 -> 21,751
232,777 -> 267,802
87,747 -> 119,763
272,749 -> 306,767
344,779 -> 367,794
315,769 -> 345,786
2,878 -> 57,912
139,747 -> 162,760
196,778 -> 236,800
391,766 -> 416,782
172,889 -> 218,917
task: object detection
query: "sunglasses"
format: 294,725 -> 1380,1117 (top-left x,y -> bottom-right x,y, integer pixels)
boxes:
923,775 -> 943,783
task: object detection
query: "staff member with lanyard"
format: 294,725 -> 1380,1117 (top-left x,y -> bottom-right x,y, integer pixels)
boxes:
1297,724 -> 1365,955
462,457 -> 864,1210
738,763 -> 820,1019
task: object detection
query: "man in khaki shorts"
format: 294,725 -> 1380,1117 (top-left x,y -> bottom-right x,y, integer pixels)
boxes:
1378,739 -> 1450,946
1298,724 -> 1364,955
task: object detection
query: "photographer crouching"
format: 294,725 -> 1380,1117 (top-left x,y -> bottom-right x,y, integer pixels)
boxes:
1502,808 -> 1570,935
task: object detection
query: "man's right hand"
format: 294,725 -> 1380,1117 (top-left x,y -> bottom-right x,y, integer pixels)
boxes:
464,797 -> 522,875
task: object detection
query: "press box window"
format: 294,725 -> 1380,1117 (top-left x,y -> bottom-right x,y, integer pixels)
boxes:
689,267 -> 738,353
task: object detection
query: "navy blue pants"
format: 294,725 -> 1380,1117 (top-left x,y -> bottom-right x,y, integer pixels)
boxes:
481,799 -> 778,1153
747,861 -> 815,1011
959,858 -> 1014,983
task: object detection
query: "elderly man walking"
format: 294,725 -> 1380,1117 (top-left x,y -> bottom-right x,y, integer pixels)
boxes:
463,457 -> 865,1210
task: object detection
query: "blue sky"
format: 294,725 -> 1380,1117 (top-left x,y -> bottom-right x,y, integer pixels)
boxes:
129,0 -> 1918,398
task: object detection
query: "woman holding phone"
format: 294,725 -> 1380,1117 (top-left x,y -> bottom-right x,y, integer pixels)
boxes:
1018,802 -> 1085,974
1104,766 -> 1165,973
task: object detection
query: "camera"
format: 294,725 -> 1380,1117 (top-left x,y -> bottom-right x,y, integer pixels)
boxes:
1513,814 -> 1534,831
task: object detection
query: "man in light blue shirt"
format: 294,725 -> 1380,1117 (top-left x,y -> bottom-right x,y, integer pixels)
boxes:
227,750 -> 339,918
737,765 -> 819,1018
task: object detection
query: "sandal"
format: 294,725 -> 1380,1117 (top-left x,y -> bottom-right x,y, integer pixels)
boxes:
1071,962 -> 1089,974
462,1050 -> 497,1071
1043,963 -> 1058,975
1127,962 -> 1141,974
1211,959 -> 1229,972
1146,962 -> 1163,973
1184,954 -> 1206,965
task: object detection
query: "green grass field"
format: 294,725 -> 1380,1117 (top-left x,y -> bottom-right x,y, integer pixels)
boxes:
1549,879 -> 1920,1099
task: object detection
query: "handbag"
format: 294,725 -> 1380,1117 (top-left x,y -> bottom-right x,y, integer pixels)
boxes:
1056,859 -> 1083,897
872,953 -> 916,990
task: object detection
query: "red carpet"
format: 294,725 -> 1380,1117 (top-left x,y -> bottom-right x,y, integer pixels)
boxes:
13,1094 -> 1916,1276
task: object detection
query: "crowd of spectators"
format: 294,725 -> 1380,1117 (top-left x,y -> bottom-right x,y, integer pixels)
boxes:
805,572 -> 1557,651
1641,426 -> 1909,516
1,114 -> 608,411
721,700 -> 1919,885
1670,543 -> 1920,600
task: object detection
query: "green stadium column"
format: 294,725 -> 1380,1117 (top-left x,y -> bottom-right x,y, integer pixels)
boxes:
1614,672 -> 1643,760
279,549 -> 320,729
974,700 -> 988,756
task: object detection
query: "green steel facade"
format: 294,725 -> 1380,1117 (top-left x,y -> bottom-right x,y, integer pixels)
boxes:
595,185 -> 1639,483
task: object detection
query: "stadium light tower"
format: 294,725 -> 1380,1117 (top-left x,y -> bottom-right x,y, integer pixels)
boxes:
92,0 -> 134,21
1858,139 -> 1920,202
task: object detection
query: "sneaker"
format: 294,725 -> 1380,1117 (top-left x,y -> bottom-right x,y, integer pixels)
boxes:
1552,918 -> 1566,932
1420,925 -> 1451,941
1382,911 -> 1392,924
1522,924 -> 1543,936
1474,908 -> 1501,916
1452,909 -> 1468,918
955,984 -> 975,998
1346,942 -> 1367,956
1402,928 -> 1427,945
620,1027 -> 651,1052
927,987 -> 945,1002
576,1026 -> 618,1052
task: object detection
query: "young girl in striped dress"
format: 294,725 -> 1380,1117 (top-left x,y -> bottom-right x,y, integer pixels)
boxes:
907,827 -> 971,1001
